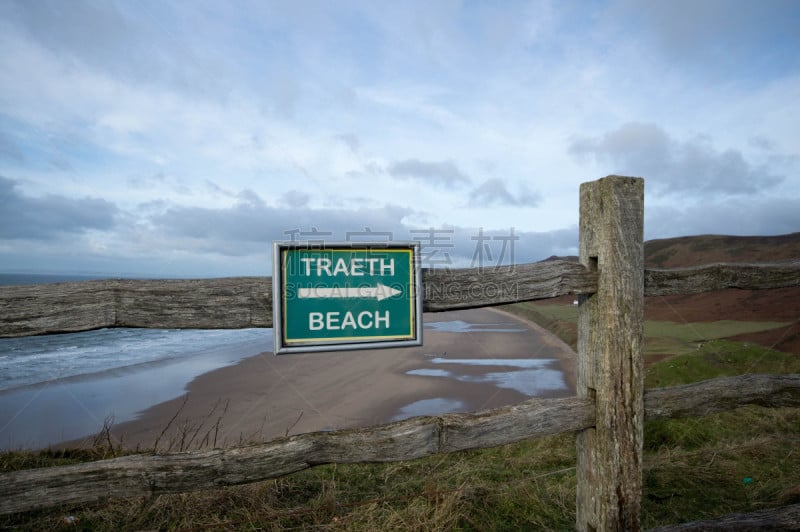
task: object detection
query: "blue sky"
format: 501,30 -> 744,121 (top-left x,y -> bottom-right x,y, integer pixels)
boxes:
1,0 -> 798,277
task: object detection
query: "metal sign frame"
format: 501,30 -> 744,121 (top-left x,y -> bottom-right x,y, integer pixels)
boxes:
272,241 -> 423,354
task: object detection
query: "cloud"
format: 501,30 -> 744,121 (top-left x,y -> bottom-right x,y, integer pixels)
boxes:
0,0 -> 232,98
416,225 -> 579,269
748,136 -> 777,151
148,200 -> 414,256
204,180 -> 236,199
569,122 -> 783,195
335,133 -> 360,153
0,176 -> 118,239
142,187 -> 573,269
0,2 -> 797,278
235,189 -> 265,208
281,190 -> 309,208
468,178 -> 541,207
387,159 -> 470,187
0,131 -> 24,163
610,0 -> 800,80
646,197 -> 800,239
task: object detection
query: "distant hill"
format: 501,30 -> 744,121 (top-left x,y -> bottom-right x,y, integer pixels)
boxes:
644,232 -> 800,268
535,232 -> 800,357
538,255 -> 579,263
538,232 -> 800,269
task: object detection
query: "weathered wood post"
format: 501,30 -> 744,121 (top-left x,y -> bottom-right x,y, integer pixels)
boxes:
576,176 -> 644,531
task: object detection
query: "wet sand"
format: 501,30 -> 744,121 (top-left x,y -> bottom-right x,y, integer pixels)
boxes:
56,307 -> 576,451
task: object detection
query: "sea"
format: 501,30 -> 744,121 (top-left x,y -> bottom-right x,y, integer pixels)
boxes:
0,273 -> 274,449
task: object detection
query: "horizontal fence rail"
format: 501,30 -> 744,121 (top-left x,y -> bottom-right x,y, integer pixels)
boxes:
648,503 -> 800,531
1,373 -> 798,515
644,260 -> 800,296
2,260 -> 798,337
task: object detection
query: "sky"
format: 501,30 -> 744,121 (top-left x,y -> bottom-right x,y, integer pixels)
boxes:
0,0 -> 798,277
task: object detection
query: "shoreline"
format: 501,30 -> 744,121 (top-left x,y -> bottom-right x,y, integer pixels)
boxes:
90,309 -> 575,451
0,332 -> 270,451
50,308 -> 576,452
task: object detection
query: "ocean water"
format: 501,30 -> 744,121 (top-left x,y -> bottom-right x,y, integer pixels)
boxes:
0,327 -> 273,449
0,328 -> 271,392
0,272 -> 190,286
0,273 -> 117,286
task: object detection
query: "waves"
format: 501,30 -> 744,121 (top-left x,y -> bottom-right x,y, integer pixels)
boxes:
0,328 -> 272,392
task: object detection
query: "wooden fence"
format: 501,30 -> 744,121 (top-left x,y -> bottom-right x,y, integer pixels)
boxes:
1,260 -> 797,339
1,175 -> 799,530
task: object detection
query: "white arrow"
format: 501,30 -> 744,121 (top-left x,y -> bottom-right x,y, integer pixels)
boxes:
298,283 -> 402,301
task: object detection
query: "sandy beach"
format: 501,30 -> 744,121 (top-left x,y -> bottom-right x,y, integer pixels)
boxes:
60,307 -> 575,451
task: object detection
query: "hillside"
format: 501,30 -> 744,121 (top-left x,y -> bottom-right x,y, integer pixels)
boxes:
645,232 -> 800,356
530,232 -> 800,358
644,232 -> 800,268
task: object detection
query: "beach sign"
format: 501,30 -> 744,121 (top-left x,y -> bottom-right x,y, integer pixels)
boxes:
272,242 -> 423,354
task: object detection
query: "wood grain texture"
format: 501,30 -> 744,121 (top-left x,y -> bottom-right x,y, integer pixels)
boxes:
421,260 -> 598,311
0,278 -> 272,337
1,374 -> 798,515
647,503 -> 800,531
2,260 -> 798,337
577,175 -> 645,531
645,260 -> 800,296
0,396 -> 594,515
645,373 -> 800,420
0,262 -> 597,337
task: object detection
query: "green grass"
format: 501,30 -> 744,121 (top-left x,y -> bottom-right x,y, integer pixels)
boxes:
1,435 -> 581,531
641,339 -> 800,526
643,320 -> 788,358
643,417 -> 800,526
3,387 -> 798,530
503,301 -> 790,359
519,301 -> 579,322
2,308 -> 799,530
644,320 -> 788,343
645,339 -> 800,389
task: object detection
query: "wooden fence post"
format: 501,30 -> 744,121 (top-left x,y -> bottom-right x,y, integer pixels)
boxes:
576,176 -> 644,531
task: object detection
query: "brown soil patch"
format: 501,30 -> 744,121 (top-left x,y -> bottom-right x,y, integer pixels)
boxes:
535,287 -> 800,323
644,233 -> 800,268
644,287 -> 800,323
537,287 -> 800,355
642,287 -> 800,355
731,322 -> 800,355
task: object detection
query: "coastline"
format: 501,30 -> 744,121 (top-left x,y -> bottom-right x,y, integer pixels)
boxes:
0,332 -> 270,451
90,346 -> 461,450
51,308 -> 576,451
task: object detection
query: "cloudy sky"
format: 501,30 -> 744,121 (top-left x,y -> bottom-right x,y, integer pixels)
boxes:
1,0 -> 798,277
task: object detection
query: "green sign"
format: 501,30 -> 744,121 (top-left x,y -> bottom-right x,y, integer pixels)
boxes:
272,242 -> 422,354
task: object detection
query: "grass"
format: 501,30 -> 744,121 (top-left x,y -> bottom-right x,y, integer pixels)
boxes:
645,339 -> 800,388
503,300 -> 790,359
644,320 -> 788,343
643,420 -> 800,525
1,305 -> 799,530
643,320 -> 787,360
1,434 -> 581,530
